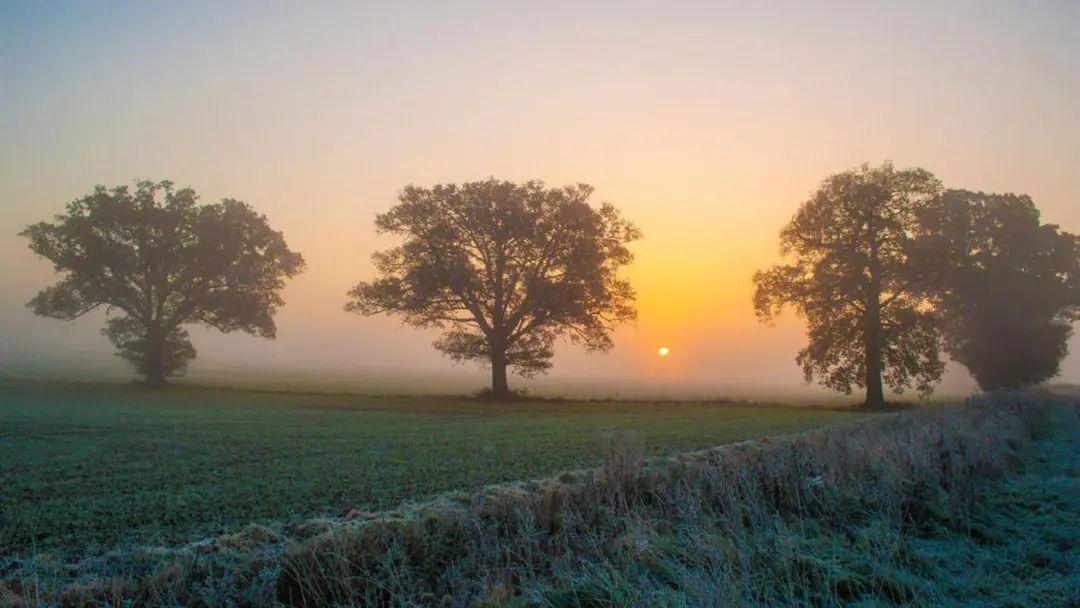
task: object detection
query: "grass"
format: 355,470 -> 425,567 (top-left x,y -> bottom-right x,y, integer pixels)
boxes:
0,379 -> 866,559
902,402 -> 1080,605
3,390 -> 1071,606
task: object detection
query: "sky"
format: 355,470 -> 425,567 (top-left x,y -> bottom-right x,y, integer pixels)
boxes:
1,1 -> 1078,398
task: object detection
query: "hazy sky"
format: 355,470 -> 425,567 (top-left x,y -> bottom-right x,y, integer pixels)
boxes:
2,1 -> 1078,397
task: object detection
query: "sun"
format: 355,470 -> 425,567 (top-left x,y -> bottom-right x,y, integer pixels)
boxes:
658,346 -> 671,357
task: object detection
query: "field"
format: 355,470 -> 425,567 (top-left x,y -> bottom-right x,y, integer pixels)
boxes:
4,387 -> 1075,606
0,380 -> 867,559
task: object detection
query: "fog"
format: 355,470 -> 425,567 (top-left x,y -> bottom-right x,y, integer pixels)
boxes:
2,2 -> 1078,399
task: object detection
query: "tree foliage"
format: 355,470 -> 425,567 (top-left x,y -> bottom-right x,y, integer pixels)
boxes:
914,190 -> 1080,389
347,178 -> 639,397
753,162 -> 944,406
102,316 -> 198,378
22,180 -> 305,384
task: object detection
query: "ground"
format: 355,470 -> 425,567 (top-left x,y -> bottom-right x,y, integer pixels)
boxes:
913,402 -> 1079,605
518,401 -> 1080,606
0,380 -> 866,559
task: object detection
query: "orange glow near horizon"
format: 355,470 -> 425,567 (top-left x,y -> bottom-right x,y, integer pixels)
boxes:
1,3 -> 1078,396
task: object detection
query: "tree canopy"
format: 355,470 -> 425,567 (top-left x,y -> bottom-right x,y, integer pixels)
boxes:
753,162 -> 944,407
22,180 -> 305,384
347,178 -> 640,398
914,190 -> 1080,389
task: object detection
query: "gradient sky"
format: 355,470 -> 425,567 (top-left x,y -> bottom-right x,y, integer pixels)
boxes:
2,1 -> 1078,398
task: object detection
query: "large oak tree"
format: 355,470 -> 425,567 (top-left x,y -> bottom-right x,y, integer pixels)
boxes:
753,162 -> 944,408
347,179 -> 640,398
22,180 -> 305,385
914,190 -> 1080,389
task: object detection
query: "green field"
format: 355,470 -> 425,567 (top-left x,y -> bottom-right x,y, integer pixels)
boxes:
0,380 -> 868,559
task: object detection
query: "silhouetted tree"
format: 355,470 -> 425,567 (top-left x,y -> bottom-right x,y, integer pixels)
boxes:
347,179 -> 639,399
914,190 -> 1080,389
753,162 -> 944,408
22,180 -> 305,385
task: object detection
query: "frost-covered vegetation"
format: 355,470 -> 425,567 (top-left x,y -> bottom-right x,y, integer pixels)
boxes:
3,391 -> 1075,606
0,381 -> 862,559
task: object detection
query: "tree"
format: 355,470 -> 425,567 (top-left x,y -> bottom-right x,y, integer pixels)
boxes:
347,179 -> 640,399
753,162 -> 944,408
22,180 -> 305,385
914,190 -> 1080,389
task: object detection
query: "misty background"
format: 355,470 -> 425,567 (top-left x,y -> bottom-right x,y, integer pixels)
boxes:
2,1 -> 1078,398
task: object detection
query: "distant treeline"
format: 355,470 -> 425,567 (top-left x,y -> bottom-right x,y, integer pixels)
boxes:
22,164 -> 1080,403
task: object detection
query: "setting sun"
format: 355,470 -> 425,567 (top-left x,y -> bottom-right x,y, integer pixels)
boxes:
2,4 -> 1077,604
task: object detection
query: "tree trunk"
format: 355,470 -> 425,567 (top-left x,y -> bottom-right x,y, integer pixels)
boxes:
144,322 -> 167,387
490,346 -> 510,399
863,285 -> 885,409
863,214 -> 886,409
864,328 -> 885,408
